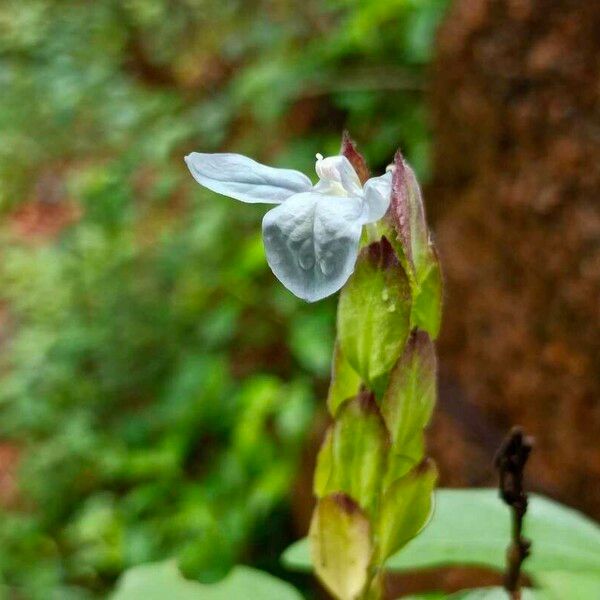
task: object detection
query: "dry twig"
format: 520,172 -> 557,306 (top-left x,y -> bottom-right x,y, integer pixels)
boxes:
494,426 -> 533,599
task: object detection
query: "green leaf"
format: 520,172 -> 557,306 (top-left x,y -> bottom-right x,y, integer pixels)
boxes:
112,561 -> 302,600
397,594 -> 447,600
315,392 -> 389,514
448,587 -> 539,599
309,493 -> 373,600
387,490 -> 600,575
338,238 -> 412,386
282,489 -> 600,577
535,571 -> 600,600
327,342 -> 362,416
381,330 -> 436,456
375,460 -> 437,564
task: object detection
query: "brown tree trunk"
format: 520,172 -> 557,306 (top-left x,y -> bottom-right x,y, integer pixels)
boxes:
427,0 -> 600,518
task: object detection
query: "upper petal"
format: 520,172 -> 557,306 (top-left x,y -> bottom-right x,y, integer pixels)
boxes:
185,152 -> 313,204
362,171 -> 392,223
262,192 -> 364,302
314,155 -> 362,197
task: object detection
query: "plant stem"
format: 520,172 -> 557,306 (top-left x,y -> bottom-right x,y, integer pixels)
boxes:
494,426 -> 533,599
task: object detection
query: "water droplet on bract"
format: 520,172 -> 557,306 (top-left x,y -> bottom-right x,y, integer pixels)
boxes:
381,289 -> 389,301
387,303 -> 396,313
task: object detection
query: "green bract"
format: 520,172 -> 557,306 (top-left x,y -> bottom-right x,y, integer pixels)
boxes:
327,343 -> 362,416
375,461 -> 437,563
338,238 -> 412,387
315,392 -> 389,514
381,330 -> 437,455
378,152 -> 443,339
309,494 -> 373,600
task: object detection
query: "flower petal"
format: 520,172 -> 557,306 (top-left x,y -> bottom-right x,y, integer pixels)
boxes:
315,155 -> 362,197
362,171 -> 392,223
262,192 -> 364,302
185,152 -> 312,204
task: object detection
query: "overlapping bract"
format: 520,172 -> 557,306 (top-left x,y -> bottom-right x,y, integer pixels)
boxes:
309,135 -> 442,600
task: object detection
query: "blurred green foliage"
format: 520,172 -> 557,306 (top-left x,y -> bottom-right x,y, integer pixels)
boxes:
0,0 -> 448,597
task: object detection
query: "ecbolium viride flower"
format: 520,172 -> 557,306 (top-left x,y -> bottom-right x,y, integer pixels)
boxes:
185,152 -> 392,302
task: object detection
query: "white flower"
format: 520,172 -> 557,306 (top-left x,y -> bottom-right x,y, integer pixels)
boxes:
184,152 -> 392,302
